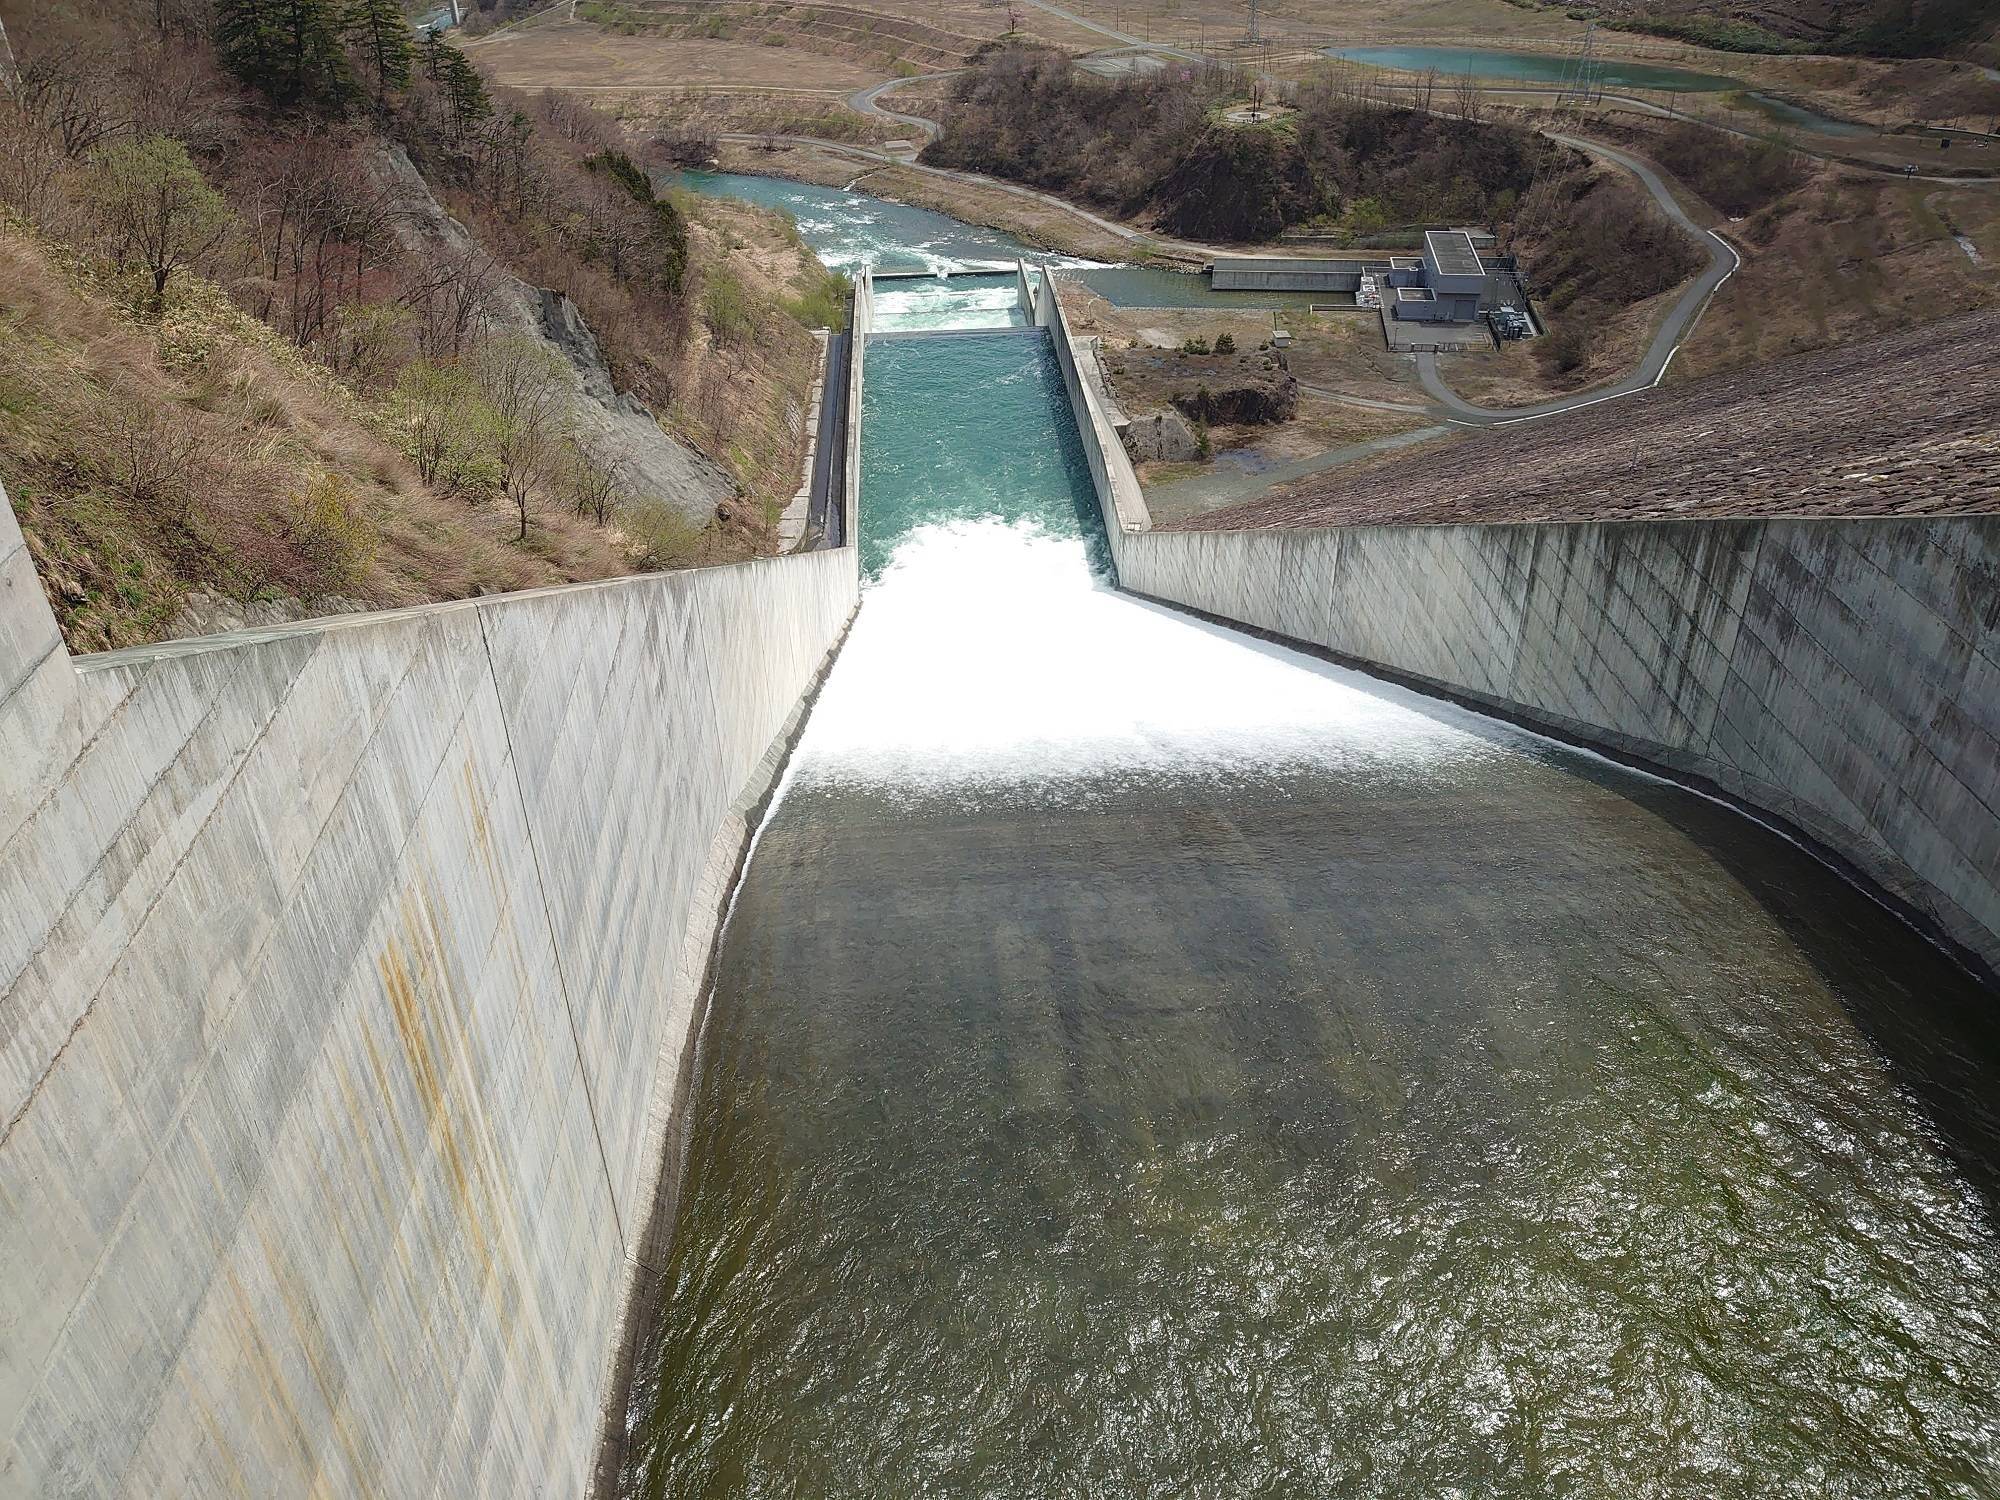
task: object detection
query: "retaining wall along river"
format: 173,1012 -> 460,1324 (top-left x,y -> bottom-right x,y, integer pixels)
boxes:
0,480 -> 858,1496
1032,264 -> 2000,977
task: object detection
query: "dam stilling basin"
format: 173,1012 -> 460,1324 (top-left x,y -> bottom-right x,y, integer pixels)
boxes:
606,274 -> 2000,1498
5,189 -> 1999,1500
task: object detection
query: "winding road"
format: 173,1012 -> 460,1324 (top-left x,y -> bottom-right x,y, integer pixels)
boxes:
845,76 -> 951,155
815,114 -> 1741,423
1417,134 -> 1741,425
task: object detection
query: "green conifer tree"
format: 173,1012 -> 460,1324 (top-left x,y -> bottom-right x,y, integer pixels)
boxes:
437,46 -> 492,136
345,0 -> 413,91
216,0 -> 355,108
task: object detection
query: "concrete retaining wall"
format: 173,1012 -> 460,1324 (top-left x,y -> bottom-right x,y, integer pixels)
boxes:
1031,264 -> 1152,538
0,487 -> 859,1496
1037,278 -> 2000,976
845,268 -> 873,547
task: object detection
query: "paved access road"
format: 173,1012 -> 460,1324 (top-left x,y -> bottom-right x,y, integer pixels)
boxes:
846,76 -> 951,154
1415,134 -> 1741,425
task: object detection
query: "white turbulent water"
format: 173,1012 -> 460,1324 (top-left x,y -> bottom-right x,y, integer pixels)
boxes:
870,282 -> 1029,332
787,517 -> 1500,794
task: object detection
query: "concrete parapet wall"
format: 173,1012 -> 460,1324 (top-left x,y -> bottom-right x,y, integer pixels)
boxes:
1037,279 -> 2000,976
0,486 -> 858,1496
845,269 -> 874,548
1033,265 -> 1151,540
1014,260 -> 1037,320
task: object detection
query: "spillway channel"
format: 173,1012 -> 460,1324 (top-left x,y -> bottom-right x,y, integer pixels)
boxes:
613,285 -> 2000,1498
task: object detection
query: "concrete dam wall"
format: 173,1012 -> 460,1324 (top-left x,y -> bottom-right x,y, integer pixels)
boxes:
0,486 -> 858,1496
1031,265 -> 2000,977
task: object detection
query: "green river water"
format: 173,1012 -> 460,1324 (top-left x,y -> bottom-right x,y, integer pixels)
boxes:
615,260 -> 2000,1499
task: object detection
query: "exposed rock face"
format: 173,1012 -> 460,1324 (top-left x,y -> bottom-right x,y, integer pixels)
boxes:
367,145 -> 732,523
1122,409 -> 1202,464
168,589 -> 369,640
1106,345 -> 1300,430
1167,349 -> 1298,427
1169,368 -> 1298,426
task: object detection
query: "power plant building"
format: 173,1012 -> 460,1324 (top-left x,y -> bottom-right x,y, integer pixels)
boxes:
1386,231 -> 1488,323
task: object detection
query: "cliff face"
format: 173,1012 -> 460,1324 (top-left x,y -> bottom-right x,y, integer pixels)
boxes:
368,145 -> 733,525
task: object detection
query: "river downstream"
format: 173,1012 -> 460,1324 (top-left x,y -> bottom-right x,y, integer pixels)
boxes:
615,202 -> 2000,1499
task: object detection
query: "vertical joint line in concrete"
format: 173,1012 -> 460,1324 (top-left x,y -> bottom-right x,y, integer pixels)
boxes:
477,608 -> 628,1259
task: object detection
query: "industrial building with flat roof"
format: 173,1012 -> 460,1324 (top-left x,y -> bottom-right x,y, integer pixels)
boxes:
1386,231 -> 1487,324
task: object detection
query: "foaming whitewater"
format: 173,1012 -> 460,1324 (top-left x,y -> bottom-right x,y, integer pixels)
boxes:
789,516 -> 1494,795
870,276 -> 1030,332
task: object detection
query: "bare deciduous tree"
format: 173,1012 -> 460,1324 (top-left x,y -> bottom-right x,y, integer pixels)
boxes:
17,51 -> 125,159
1452,71 -> 1484,123
401,242 -> 504,359
0,98 -> 69,226
239,134 -> 398,346
472,335 -> 571,541
560,437 -> 627,525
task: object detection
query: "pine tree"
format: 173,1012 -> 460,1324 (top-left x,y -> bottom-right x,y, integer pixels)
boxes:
437,46 -> 492,137
216,0 -> 355,109
345,0 -> 413,91
216,0 -> 283,92
420,28 -> 448,82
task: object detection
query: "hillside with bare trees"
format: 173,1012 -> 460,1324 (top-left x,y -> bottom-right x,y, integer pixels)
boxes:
0,0 -> 842,649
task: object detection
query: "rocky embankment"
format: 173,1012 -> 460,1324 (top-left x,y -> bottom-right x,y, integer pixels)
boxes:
1107,344 -> 1299,463
370,145 -> 733,524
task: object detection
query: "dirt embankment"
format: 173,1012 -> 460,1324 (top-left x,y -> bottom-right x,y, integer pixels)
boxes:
1106,344 -> 1299,427
1179,308 -> 2000,531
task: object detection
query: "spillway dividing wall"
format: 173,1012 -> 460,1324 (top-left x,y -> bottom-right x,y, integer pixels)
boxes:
1035,270 -> 2000,978
0,480 -> 859,1496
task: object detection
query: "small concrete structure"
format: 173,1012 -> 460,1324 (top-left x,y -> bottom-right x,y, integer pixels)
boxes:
1210,255 -> 1368,293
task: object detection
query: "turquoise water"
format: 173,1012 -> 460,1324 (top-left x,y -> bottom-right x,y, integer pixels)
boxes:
856,331 -> 1106,579
670,169 -> 1038,273
1328,44 -> 1742,93
1325,45 -> 1871,136
670,170 -> 1328,309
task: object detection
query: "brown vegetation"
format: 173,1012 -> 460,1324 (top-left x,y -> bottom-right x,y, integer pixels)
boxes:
1177,309 -> 2000,531
923,46 -> 1562,243
1505,162 -> 1705,379
1678,164 -> 2000,377
0,231 -> 619,652
0,0 -> 844,650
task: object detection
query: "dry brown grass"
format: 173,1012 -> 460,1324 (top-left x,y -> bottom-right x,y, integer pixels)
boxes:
0,230 -> 635,652
1676,166 -> 2000,379
479,26 -> 883,90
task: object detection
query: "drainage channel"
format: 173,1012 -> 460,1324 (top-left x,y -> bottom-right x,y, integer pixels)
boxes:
610,277 -> 2000,1500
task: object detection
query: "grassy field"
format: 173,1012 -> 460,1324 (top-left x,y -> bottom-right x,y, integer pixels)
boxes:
477,26 -> 883,90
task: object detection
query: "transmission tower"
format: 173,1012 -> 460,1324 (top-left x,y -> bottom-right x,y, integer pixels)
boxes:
1246,0 -> 1260,46
1557,22 -> 1598,111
